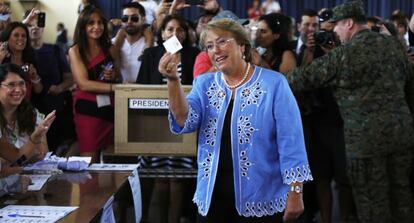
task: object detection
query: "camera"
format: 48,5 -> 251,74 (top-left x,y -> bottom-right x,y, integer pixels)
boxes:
314,29 -> 336,46
37,12 -> 46,28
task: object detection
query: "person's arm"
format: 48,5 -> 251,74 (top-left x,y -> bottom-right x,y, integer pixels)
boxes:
410,13 -> 414,34
300,33 -> 317,66
284,182 -> 304,221
48,46 -> 74,95
155,0 -> 170,30
0,111 -> 55,163
158,52 -> 188,126
272,76 -> 310,221
109,45 -> 121,83
112,28 -> 126,55
250,48 -> 271,69
287,46 -> 344,92
198,0 -> 220,14
143,26 -> 154,49
169,0 -> 190,15
21,8 -> 39,25
26,111 -> 50,163
279,50 -> 297,74
48,71 -> 73,95
68,45 -> 113,93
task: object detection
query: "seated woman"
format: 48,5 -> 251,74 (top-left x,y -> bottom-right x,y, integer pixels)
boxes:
0,63 -> 56,196
0,22 -> 43,100
253,13 -> 296,74
0,63 -> 50,162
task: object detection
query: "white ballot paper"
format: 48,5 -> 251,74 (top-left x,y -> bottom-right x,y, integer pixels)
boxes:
163,35 -> 183,54
0,205 -> 78,222
28,174 -> 51,191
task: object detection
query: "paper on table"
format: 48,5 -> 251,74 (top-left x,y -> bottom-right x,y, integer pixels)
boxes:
28,174 -> 51,191
87,164 -> 139,171
163,35 -> 183,54
0,205 -> 78,222
67,156 -> 91,163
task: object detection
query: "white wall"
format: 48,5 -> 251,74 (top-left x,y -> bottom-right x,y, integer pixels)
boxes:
9,0 -> 81,44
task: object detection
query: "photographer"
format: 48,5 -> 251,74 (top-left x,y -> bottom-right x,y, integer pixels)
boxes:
294,8 -> 354,223
297,9 -> 338,66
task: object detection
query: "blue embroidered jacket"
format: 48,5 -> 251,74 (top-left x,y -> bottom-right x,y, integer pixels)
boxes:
169,66 -> 313,217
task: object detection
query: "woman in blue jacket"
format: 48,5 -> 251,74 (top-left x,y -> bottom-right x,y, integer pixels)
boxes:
159,18 -> 312,223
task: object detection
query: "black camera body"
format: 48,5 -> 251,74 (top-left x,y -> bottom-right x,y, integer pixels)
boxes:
314,29 -> 336,46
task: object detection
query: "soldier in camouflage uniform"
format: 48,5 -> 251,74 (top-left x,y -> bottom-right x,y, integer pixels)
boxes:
287,1 -> 414,222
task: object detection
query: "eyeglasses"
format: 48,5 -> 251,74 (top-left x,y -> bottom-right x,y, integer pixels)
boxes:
121,15 -> 140,23
205,38 -> 235,52
1,81 -> 26,90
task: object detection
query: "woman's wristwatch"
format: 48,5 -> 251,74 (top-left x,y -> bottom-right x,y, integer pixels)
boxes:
290,184 -> 303,194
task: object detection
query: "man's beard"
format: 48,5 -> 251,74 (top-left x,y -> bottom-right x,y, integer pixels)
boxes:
125,25 -> 142,35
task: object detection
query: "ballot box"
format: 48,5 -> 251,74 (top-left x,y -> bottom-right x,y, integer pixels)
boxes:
114,84 -> 197,156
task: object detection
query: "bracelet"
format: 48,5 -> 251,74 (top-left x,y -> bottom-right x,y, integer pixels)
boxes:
29,135 -> 41,145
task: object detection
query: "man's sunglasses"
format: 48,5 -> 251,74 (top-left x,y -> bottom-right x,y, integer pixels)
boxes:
121,15 -> 140,23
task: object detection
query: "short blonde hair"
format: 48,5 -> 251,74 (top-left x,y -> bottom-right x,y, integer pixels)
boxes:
200,19 -> 251,62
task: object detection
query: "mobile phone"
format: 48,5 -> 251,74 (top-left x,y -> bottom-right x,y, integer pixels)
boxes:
37,12 -> 46,28
98,61 -> 113,80
187,0 -> 203,5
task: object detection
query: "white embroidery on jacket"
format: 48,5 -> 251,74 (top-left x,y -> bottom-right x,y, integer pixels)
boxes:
204,118 -> 217,146
206,83 -> 225,111
240,82 -> 264,110
283,164 -> 313,184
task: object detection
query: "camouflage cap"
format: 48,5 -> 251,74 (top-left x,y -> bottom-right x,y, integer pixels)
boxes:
329,0 -> 365,23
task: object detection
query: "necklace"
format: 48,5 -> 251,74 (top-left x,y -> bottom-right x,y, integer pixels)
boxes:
223,63 -> 251,89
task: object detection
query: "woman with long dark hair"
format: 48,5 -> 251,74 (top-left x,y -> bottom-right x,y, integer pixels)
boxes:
0,63 -> 54,163
68,6 -> 119,162
254,13 -> 296,74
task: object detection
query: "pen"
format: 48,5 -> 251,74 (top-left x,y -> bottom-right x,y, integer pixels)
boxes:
8,213 -> 45,218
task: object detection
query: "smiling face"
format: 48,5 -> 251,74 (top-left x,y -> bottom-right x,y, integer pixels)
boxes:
204,29 -> 245,75
8,27 -> 27,52
86,12 -> 104,40
0,72 -> 26,108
